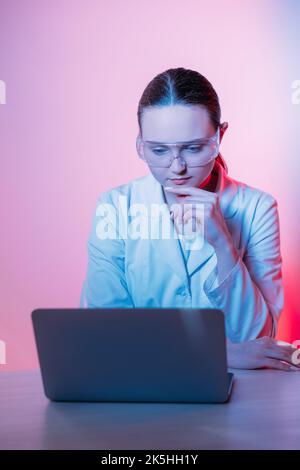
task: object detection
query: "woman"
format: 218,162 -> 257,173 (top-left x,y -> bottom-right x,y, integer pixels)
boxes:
80,67 -> 298,371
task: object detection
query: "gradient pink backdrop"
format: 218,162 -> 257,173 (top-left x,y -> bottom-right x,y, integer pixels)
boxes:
0,0 -> 299,370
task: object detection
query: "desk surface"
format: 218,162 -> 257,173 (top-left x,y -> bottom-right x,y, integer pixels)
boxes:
0,369 -> 300,450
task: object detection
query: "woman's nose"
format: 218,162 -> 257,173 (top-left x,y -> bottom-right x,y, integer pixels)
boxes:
170,155 -> 187,172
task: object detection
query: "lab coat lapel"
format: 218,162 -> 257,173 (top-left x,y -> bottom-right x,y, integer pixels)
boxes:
185,237 -> 215,278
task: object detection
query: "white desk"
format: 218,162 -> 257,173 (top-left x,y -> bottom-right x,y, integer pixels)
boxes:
0,369 -> 300,449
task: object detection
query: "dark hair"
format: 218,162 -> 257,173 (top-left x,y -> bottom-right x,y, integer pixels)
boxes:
137,67 -> 228,174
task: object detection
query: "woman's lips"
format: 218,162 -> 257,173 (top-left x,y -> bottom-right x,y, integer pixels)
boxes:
169,177 -> 191,185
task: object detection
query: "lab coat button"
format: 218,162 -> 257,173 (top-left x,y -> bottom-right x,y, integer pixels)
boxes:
177,286 -> 187,296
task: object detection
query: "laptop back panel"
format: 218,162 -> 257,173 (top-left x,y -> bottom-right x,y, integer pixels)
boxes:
32,308 -> 231,403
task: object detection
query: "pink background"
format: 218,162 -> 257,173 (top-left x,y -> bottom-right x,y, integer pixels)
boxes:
0,0 -> 299,370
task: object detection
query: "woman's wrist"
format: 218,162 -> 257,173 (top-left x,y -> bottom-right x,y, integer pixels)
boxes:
213,235 -> 240,285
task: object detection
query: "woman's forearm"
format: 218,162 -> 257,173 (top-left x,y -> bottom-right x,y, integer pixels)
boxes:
214,236 -> 274,338
204,233 -> 277,341
213,234 -> 240,284
215,239 -> 273,338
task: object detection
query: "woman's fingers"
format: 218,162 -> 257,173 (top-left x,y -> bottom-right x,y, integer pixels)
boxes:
170,205 -> 182,219
258,337 -> 300,369
171,204 -> 203,224
182,208 -> 203,224
262,357 -> 300,371
226,336 -> 300,370
267,342 -> 299,366
266,348 -> 298,365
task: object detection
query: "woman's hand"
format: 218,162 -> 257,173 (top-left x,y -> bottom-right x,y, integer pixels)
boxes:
165,185 -> 240,283
227,336 -> 300,371
164,185 -> 231,246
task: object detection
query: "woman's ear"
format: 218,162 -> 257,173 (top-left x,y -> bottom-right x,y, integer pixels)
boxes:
136,134 -> 143,157
219,122 -> 228,143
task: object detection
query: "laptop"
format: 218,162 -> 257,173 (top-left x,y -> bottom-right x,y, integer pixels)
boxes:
31,308 -> 234,403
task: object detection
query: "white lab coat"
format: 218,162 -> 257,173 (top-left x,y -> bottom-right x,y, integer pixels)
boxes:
79,160 -> 284,342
